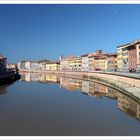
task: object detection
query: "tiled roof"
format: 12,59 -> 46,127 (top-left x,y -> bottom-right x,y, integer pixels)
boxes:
46,61 -> 60,64
81,53 -> 89,57
117,39 -> 140,48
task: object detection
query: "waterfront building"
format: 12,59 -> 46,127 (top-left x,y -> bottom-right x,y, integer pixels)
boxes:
88,52 -> 96,71
117,44 -> 129,72
0,55 -> 7,73
30,61 -> 39,70
25,61 -> 31,70
81,54 -> 89,71
17,61 -> 23,70
117,40 -> 140,72
88,50 -> 105,71
94,55 -> 107,71
69,56 -> 82,71
46,61 -> 60,71
106,53 -> 117,71
7,63 -> 17,71
17,61 -> 31,70
18,60 -> 50,71
37,60 -> 49,71
60,56 -> 75,71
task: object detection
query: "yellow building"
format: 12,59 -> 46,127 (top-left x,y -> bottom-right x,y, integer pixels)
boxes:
117,40 -> 140,72
88,56 -> 95,71
69,56 -> 82,71
117,44 -> 129,72
60,56 -> 82,71
94,56 -> 107,71
46,61 -> 60,71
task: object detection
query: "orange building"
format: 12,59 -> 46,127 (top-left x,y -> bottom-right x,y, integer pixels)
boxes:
106,53 -> 117,71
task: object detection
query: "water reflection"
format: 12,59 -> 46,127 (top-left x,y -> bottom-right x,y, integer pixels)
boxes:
0,82 -> 16,96
0,84 -> 8,96
19,73 -> 140,122
20,73 -> 60,83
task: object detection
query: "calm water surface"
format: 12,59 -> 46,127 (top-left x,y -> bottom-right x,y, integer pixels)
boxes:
0,73 -> 140,136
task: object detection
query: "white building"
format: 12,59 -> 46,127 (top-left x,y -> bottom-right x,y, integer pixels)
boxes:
25,61 -> 31,70
81,54 -> 89,71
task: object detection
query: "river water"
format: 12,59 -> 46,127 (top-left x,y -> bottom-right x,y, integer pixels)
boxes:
0,73 -> 140,136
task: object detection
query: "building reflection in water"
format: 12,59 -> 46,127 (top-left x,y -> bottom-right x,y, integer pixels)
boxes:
20,73 -> 140,121
118,93 -> 140,121
20,73 -> 60,83
0,84 -> 10,96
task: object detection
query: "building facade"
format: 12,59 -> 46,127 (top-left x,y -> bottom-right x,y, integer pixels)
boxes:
81,54 -> 89,71
0,55 -> 7,73
117,45 -> 129,72
94,55 -> 107,71
69,56 -> 82,71
60,56 -> 77,71
107,53 -> 117,71
46,61 -> 60,71
117,40 -> 140,72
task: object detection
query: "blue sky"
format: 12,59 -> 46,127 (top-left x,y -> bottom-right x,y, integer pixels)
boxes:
0,4 -> 140,63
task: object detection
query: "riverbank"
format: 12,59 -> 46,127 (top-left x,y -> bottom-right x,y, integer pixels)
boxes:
0,71 -> 20,85
19,70 -> 140,101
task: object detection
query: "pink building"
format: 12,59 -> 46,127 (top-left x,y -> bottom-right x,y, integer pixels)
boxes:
128,45 -> 137,71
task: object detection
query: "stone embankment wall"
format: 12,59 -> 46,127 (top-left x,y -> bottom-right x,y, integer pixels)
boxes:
57,71 -> 140,88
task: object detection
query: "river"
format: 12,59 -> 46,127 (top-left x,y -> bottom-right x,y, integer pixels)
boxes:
0,73 -> 140,136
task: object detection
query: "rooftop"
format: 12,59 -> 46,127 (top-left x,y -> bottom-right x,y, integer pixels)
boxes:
117,39 -> 140,48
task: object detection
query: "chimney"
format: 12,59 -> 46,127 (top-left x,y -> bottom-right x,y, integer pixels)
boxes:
96,50 -> 102,54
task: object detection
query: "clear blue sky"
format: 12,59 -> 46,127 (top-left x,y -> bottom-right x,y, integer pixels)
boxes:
0,4 -> 140,63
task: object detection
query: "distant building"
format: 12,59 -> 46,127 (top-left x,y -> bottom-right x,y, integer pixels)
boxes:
59,55 -> 63,61
18,59 -> 50,71
46,61 -> 60,71
60,56 -> 75,71
88,52 -> 96,71
0,55 -> 7,73
69,56 -> 82,71
7,63 -> 17,70
37,60 -> 50,70
81,54 -> 89,71
17,61 -> 27,70
30,61 -> 39,70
